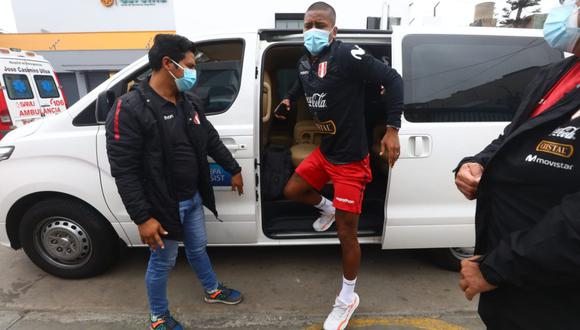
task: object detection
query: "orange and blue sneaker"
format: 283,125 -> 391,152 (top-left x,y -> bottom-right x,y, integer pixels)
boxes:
204,283 -> 243,305
149,312 -> 183,330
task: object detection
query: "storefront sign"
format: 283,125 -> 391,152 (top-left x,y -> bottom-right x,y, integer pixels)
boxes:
102,0 -> 168,7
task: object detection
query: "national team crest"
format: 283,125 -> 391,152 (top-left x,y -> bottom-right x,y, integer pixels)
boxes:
317,61 -> 328,78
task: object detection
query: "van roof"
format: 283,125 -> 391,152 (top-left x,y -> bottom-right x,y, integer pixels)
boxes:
258,26 -> 544,42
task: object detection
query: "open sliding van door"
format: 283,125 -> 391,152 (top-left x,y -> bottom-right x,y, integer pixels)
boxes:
382,27 -> 563,250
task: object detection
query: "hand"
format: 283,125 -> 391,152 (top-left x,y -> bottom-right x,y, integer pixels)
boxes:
459,256 -> 497,301
231,173 -> 244,196
455,162 -> 484,200
138,218 -> 168,251
380,127 -> 400,168
274,99 -> 291,120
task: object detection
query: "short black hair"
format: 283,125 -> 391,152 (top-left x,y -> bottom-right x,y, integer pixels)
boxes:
148,34 -> 197,71
306,2 -> 336,25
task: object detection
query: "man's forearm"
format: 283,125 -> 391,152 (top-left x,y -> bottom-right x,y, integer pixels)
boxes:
382,73 -> 404,129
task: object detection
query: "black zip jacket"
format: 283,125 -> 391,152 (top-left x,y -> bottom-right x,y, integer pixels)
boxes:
105,79 -> 241,241
287,40 -> 404,164
456,56 -> 580,330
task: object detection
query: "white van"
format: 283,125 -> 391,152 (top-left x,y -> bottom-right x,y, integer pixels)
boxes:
0,27 -> 563,278
0,48 -> 67,140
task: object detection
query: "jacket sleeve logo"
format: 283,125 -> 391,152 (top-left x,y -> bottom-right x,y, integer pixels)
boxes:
550,126 -> 579,140
535,140 -> 574,158
351,45 -> 365,60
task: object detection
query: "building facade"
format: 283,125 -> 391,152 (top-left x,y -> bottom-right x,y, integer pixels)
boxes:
5,0 -> 176,104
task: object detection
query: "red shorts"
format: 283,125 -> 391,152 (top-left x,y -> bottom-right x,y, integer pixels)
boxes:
295,147 -> 372,214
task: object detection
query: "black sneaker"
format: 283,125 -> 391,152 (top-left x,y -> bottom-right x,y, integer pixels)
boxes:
149,312 -> 183,330
204,283 -> 243,305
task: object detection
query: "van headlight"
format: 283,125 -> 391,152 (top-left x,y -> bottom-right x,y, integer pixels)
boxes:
0,146 -> 14,161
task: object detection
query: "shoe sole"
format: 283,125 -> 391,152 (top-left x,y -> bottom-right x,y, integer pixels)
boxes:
333,294 -> 360,330
313,216 -> 336,232
204,297 -> 243,305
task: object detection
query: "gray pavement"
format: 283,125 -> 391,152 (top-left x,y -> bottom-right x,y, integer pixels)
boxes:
0,244 -> 484,329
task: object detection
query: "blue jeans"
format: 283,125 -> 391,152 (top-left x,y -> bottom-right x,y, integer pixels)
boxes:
145,192 -> 219,317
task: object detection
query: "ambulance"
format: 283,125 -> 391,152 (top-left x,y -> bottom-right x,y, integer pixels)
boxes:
0,48 -> 67,140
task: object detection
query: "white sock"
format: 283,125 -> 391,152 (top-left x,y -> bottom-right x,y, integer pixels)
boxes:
338,276 -> 357,303
315,197 -> 335,214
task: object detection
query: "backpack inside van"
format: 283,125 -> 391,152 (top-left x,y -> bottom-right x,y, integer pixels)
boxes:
261,144 -> 293,201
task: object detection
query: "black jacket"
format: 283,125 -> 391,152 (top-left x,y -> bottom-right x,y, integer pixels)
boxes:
457,56 -> 580,329
105,80 -> 241,241
286,40 -> 404,164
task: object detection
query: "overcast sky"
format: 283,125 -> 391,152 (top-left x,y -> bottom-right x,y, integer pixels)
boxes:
0,0 -> 16,33
0,0 -> 566,33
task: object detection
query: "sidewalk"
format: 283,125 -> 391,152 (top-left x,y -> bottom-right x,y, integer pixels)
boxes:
0,245 -> 484,330
1,309 -> 484,330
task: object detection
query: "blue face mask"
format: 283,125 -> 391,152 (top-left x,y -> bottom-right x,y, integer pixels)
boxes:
543,3 -> 580,53
304,28 -> 332,55
168,59 -> 197,92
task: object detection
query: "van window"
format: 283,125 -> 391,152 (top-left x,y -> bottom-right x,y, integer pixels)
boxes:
193,40 -> 244,115
33,75 -> 60,99
3,74 -> 34,100
72,101 -> 96,126
403,35 -> 563,123
82,39 -> 245,127
122,40 -> 244,116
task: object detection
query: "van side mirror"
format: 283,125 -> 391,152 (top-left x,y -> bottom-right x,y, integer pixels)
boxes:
95,90 -> 116,124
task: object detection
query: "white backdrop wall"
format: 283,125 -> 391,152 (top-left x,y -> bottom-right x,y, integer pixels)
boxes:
11,0 -> 175,33
173,0 -> 487,38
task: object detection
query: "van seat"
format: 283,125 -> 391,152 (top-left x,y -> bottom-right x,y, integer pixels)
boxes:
294,120 -> 322,145
290,143 -> 318,167
265,69 -> 301,147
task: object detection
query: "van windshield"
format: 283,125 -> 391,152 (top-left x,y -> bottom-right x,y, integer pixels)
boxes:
34,75 -> 60,98
3,74 -> 34,100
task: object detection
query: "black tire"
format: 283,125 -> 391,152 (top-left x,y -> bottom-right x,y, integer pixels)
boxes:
431,247 -> 475,272
19,198 -> 119,279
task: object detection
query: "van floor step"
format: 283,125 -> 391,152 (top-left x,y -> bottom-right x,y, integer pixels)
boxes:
262,199 -> 384,239
264,216 -> 383,239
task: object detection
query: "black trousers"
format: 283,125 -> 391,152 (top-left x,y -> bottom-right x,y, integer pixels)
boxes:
478,286 -> 580,330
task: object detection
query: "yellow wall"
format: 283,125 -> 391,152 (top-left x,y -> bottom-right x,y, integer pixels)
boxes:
0,31 -> 175,51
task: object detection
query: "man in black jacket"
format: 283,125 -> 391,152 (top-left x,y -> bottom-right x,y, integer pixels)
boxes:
275,3 -> 404,329
455,2 -> 580,329
106,34 -> 244,330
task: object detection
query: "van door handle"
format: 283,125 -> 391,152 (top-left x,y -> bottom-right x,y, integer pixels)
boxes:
225,144 -> 246,151
221,138 -> 246,152
408,135 -> 431,158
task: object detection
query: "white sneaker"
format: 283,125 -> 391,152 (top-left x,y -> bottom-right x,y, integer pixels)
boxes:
323,293 -> 360,330
313,211 -> 335,232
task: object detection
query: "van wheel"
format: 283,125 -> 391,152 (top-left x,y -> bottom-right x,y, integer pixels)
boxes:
19,199 -> 119,279
431,247 -> 475,272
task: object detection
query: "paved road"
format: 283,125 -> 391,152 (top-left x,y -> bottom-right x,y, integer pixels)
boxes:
0,244 -> 484,329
